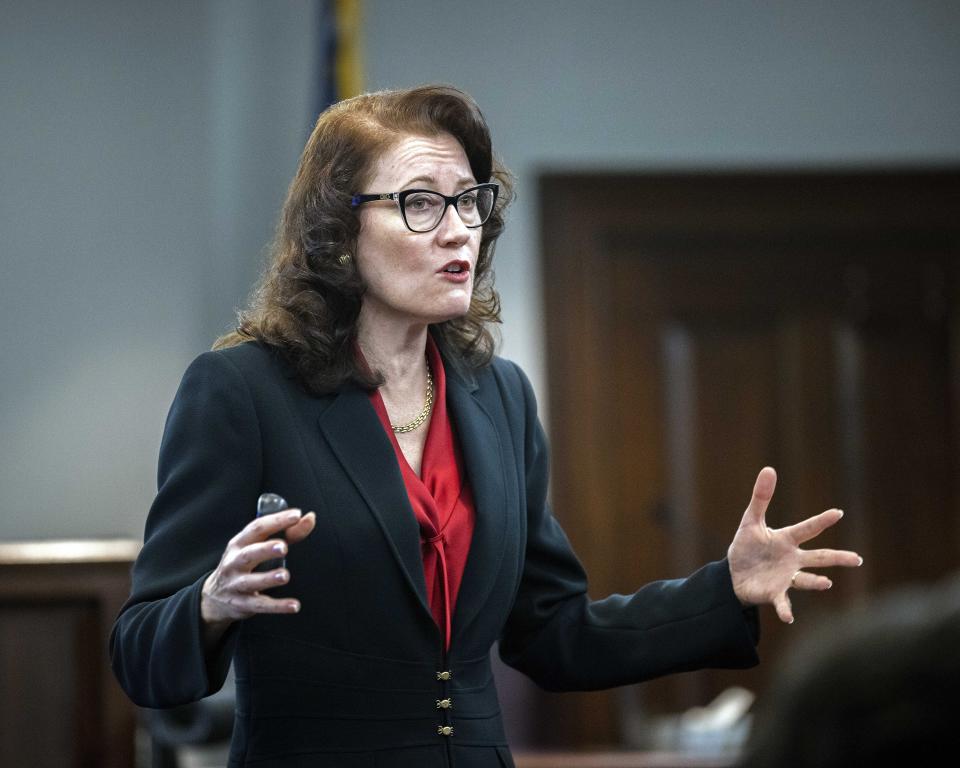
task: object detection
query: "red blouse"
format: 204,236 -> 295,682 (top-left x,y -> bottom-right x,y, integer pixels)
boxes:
369,338 -> 476,650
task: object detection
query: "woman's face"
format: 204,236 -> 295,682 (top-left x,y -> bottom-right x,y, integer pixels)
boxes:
355,132 -> 482,330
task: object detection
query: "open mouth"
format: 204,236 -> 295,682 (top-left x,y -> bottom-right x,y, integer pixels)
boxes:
440,260 -> 470,275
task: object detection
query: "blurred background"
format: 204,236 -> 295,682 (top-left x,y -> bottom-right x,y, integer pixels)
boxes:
1,1 -> 959,766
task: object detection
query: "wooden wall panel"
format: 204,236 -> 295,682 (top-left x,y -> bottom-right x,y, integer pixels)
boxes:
537,170 -> 960,749
0,540 -> 140,768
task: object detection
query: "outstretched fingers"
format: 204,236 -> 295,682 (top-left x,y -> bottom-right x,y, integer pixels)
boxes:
799,547 -> 863,570
788,547 -> 863,595
789,570 -> 833,591
772,592 -> 794,624
785,508 -> 846,545
741,466 -> 778,528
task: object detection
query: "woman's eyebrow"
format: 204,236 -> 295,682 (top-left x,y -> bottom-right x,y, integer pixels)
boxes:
399,175 -> 436,188
399,174 -> 476,189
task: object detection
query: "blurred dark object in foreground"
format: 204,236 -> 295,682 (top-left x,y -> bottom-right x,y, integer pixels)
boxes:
741,571 -> 960,768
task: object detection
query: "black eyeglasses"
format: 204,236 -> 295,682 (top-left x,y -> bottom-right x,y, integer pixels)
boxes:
351,183 -> 499,233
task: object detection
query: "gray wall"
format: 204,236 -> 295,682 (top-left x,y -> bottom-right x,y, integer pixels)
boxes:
364,0 -> 960,400
0,0 -> 318,539
1,0 -> 958,541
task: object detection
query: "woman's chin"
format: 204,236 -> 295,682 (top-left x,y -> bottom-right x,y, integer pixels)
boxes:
428,310 -> 470,327
427,297 -> 472,324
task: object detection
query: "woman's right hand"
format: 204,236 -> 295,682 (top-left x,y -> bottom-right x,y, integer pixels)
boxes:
201,508 -> 316,636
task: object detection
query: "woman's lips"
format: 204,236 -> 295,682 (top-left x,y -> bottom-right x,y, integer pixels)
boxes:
438,260 -> 471,283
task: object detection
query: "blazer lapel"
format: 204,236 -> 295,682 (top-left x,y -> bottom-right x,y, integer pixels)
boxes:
316,387 -> 432,619
445,365 -> 511,647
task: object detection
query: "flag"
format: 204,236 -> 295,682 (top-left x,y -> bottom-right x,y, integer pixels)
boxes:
318,0 -> 363,116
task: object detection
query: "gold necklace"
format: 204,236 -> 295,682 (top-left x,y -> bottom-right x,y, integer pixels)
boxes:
391,364 -> 434,434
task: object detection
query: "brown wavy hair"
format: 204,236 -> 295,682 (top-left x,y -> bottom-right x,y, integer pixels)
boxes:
214,84 -> 514,395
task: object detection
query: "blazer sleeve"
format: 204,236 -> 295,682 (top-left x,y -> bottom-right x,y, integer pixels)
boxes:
109,350 -> 261,708
497,361 -> 759,692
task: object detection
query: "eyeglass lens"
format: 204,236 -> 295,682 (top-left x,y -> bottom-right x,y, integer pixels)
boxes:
403,187 -> 495,232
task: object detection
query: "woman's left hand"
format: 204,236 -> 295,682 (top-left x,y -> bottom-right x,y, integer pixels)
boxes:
727,466 -> 862,624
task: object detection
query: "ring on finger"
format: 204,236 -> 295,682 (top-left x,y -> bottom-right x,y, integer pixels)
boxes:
790,570 -> 802,588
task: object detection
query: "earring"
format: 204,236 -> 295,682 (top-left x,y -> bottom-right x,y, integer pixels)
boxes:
338,253 -> 352,265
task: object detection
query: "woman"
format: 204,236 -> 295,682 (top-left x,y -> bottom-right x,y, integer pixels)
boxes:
110,85 -> 861,767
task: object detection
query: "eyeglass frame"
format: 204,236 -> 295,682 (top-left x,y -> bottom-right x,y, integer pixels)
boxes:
350,182 -> 499,233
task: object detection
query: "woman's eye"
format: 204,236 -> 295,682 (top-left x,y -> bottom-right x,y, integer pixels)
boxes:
459,193 -> 477,210
406,194 -> 439,212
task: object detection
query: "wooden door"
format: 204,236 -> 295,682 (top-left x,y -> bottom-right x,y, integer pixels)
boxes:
536,170 -> 960,747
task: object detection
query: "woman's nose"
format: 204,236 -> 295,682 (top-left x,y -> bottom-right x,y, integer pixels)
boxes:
435,202 -> 471,244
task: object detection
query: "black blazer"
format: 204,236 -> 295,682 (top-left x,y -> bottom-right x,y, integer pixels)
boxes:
110,340 -> 759,768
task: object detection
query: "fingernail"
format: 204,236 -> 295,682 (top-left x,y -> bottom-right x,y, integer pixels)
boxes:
857,556 -> 863,566
788,617 -> 794,625
273,542 -> 286,554
289,601 -> 300,613
826,580 -> 833,589
286,509 -> 302,520
837,509 -> 844,518
274,570 -> 288,582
